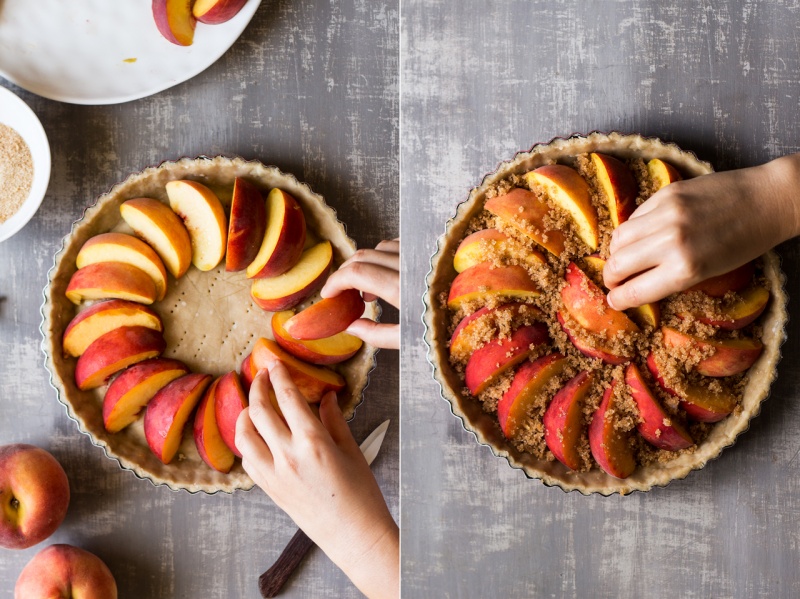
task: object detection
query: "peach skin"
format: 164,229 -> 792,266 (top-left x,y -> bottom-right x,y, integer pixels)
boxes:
14,544 -> 117,599
65,262 -> 157,305
246,188 -> 307,279
63,299 -> 162,357
215,371 -> 249,458
661,326 -> 763,377
591,153 -> 638,227
543,370 -> 594,470
273,311 -> 363,365
588,381 -> 636,479
75,326 -> 166,390
284,289 -> 366,341
194,378 -> 236,473
226,177 -> 267,272
152,0 -> 196,46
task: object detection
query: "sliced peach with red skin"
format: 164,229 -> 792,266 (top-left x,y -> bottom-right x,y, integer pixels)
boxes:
683,286 -> 769,330
557,311 -> 631,365
484,188 -> 567,256
152,0 -> 196,46
543,370 -> 594,470
273,311 -> 363,365
525,165 -> 599,250
251,241 -> 332,312
144,373 -> 212,464
215,371 -> 249,458
497,353 -> 569,438
453,228 -> 545,273
581,254 -> 660,326
625,363 -> 693,451
685,262 -> 755,297
120,198 -> 192,278
240,353 -> 257,395
647,158 -> 682,191
166,180 -> 228,272
447,263 -> 539,311
75,326 -> 166,391
588,381 -> 636,479
284,289 -> 365,340
590,153 -> 638,227
63,299 -> 163,357
103,358 -> 189,433
246,189 -> 307,279
226,178 -> 267,272
66,262 -> 157,306
464,323 -> 550,396
450,303 -> 542,359
661,326 -> 763,377
194,378 -> 235,473
193,0 -> 248,24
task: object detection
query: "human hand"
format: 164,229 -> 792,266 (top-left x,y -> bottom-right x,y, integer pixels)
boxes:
235,363 -> 398,599
603,154 -> 800,310
321,238 -> 400,349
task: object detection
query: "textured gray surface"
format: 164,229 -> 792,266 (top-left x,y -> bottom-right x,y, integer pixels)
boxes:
401,2 -> 800,598
0,1 -> 398,597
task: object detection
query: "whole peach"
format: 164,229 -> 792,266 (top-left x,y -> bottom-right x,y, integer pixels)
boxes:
15,544 -> 117,599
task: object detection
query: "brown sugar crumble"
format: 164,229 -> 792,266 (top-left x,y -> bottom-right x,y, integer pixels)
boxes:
0,123 -> 34,225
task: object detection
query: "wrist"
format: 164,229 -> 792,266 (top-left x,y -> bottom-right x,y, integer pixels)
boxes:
756,153 -> 800,242
334,516 -> 399,599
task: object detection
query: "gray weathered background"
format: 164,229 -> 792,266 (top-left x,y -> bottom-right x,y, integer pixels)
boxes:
0,1 -> 398,597
401,1 -> 800,597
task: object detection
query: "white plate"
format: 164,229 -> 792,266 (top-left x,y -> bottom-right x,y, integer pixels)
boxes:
0,87 -> 51,243
0,0 -> 262,105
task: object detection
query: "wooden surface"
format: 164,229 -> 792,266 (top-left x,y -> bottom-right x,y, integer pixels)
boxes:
0,1 -> 398,597
401,2 -> 800,598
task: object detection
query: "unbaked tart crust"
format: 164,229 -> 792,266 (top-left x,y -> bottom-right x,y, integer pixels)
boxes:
42,156 -> 378,494
424,132 -> 788,495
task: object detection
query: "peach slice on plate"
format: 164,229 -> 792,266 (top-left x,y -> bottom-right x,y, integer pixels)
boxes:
625,363 -> 693,451
497,353 -> 569,439
464,323 -> 550,396
543,370 -> 594,470
590,153 -> 638,227
75,326 -> 166,390
273,311 -> 363,365
194,378 -> 235,473
166,180 -> 228,272
152,0 -> 196,46
485,188 -> 567,256
193,0 -> 249,24
525,165 -> 599,251
226,178 -> 267,272
453,228 -> 545,273
103,358 -> 189,433
588,381 -> 636,479
450,303 -> 542,360
447,263 -> 539,312
685,262 -> 755,297
63,299 -> 162,357
284,289 -> 365,340
144,373 -> 212,464
66,262 -> 157,305
120,198 -> 192,279
251,241 -> 332,312
215,371 -> 248,458
246,188 -> 306,279
77,233 -> 168,300
647,158 -> 682,191
240,353 -> 257,395
661,326 -> 763,377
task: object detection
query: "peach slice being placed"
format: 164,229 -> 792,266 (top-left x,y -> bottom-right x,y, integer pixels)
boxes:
464,323 -> 550,396
453,228 -> 545,273
226,178 -> 267,272
193,0 -> 249,23
525,165 -> 599,251
145,373 -> 212,464
102,358 -> 189,433
497,353 -> 569,439
684,286 -> 769,330
590,153 -> 638,227
557,311 -> 630,365
66,262 -> 157,305
77,233 -> 168,301
447,263 -> 539,312
485,188 -> 567,256
647,158 -> 682,191
251,241 -> 332,312
166,180 -> 228,272
273,311 -> 363,365
215,371 -> 249,458
543,370 -> 594,470
661,326 -> 763,377
450,303 -> 542,360
284,289 -> 365,340
152,0 -> 196,46
625,363 -> 693,451
588,381 -> 636,479
63,300 -> 163,357
685,262 -> 755,297
120,198 -> 192,279
194,378 -> 235,473
75,326 -> 166,390
246,188 -> 306,279
240,353 -> 257,395
251,338 -> 346,402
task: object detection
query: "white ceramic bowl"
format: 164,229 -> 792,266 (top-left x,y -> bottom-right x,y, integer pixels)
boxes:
0,86 -> 51,243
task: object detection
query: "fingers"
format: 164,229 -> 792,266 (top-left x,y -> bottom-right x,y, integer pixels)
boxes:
603,235 -> 669,289
267,362 -> 318,434
346,318 -> 400,350
340,246 -> 400,271
375,238 -> 399,253
246,371 -> 290,446
608,210 -> 664,255
236,408 -> 274,475
321,262 -> 400,308
318,391 -> 358,448
607,265 -> 685,311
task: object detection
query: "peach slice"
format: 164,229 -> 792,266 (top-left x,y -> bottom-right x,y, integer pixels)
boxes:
453,228 -> 545,273
685,262 -> 755,297
144,373 -> 212,464
661,326 -> 763,377
102,358 -> 189,433
464,323 -> 550,396
485,188 -> 567,256
582,253 -> 607,281
226,178 -> 267,272
497,353 -> 569,439
450,303 -> 542,360
684,286 -> 769,330
120,198 -> 192,279
193,0 -> 248,23
646,353 -> 737,422
251,338 -> 346,402
251,241 -> 332,312
66,262 -> 157,305
75,326 -> 166,390
525,165 -> 599,250
273,311 -> 363,365
543,370 -> 594,470
240,353 -> 257,395
77,233 -> 168,301
284,289 -> 365,340
194,378 -> 235,473
625,363 -> 693,451
447,263 -> 539,312
152,0 -> 196,46
246,189 -> 307,279
647,158 -> 682,191
557,311 -> 630,365
166,180 -> 228,272
215,371 -> 249,458
588,381 -> 636,479
590,153 -> 638,227
63,299 -> 163,357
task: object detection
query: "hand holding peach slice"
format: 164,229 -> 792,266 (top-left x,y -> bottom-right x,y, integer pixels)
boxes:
450,303 -> 542,360
193,0 -> 249,23
63,299 -> 162,357
284,289 -> 365,340
144,373 -> 213,464
661,326 -> 763,377
557,311 -> 630,365
647,158 -> 682,190
582,254 -> 661,327
590,153 -> 638,227
75,326 -> 166,390
226,178 -> 267,271
273,311 -> 363,365
194,378 -> 235,473
453,228 -> 545,273
214,371 -> 248,457
15,545 -> 117,599
153,0 -> 196,46
246,188 -> 306,279
251,241 -> 332,312
66,262 -> 157,305
485,188 -> 567,256
166,180 -> 228,271
120,198 -> 192,278
447,262 -> 539,311
103,358 -> 189,433
543,370 -> 593,470
685,262 -> 755,297
588,381 -> 636,479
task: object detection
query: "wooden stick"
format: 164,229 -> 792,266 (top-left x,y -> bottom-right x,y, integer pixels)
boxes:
258,529 -> 316,598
